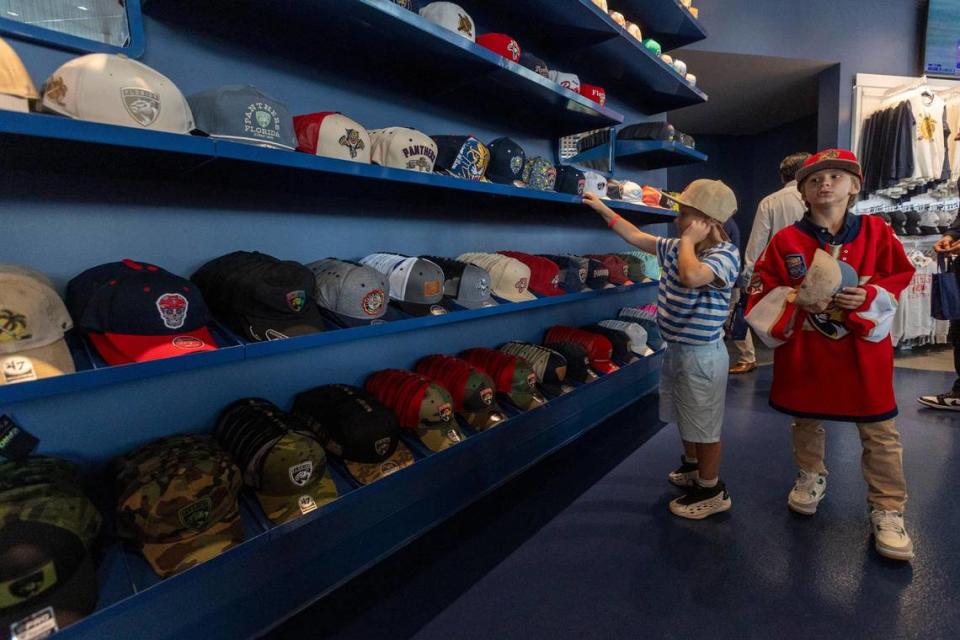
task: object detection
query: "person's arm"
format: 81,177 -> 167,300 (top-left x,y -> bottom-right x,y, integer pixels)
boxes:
676,222 -> 720,288
744,237 -> 807,348
738,201 -> 773,287
583,193 -> 657,254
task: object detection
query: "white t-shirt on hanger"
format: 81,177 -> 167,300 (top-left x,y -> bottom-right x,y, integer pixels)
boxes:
907,93 -> 947,184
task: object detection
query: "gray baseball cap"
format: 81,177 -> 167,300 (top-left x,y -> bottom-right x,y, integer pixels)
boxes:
307,258 -> 390,327
421,256 -> 497,310
359,254 -> 447,317
188,85 -> 297,150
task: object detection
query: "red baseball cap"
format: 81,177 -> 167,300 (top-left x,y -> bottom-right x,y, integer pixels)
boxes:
795,148 -> 863,184
499,252 -> 565,297
578,83 -> 606,106
586,255 -> 634,286
293,112 -> 372,163
476,33 -> 522,63
544,326 -> 619,374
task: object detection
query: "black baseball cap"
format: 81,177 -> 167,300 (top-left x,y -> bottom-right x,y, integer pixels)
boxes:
545,341 -> 598,383
540,255 -> 588,294
486,137 -> 526,185
555,166 -> 586,195
292,384 -> 416,485
519,51 -> 549,77
584,258 -> 614,289
192,251 -> 325,341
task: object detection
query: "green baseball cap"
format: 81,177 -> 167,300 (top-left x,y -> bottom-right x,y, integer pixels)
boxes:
115,436 -> 244,579
413,383 -> 467,453
507,358 -> 546,411
253,430 -> 338,524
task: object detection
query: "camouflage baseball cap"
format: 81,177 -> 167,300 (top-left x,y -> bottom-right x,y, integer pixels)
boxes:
115,436 -> 244,578
254,431 -> 338,524
342,441 -> 416,486
506,357 -> 546,411
413,383 -> 466,452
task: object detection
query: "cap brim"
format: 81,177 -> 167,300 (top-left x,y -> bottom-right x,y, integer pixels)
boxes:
592,360 -> 620,374
460,409 -> 509,431
140,507 -> 245,579
394,301 -> 448,317
531,287 -> 567,297
255,466 -> 339,524
504,390 -> 547,411
452,297 -> 499,310
0,339 -> 75,384
414,424 -> 467,452
245,311 -> 326,340
343,441 -> 416,485
539,381 -> 568,397
90,327 -> 217,365
493,290 -> 537,303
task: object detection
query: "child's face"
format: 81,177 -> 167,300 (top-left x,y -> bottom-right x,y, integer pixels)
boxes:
801,169 -> 860,209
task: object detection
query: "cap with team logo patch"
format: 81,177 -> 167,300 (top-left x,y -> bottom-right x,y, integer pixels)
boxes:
519,51 -> 550,78
583,171 -> 609,199
476,33 -> 522,62
499,341 -> 570,396
0,37 -> 38,113
419,2 -> 475,41
580,257 -> 614,290
544,326 -> 619,374
293,112 -> 371,163
359,254 -> 447,317
307,258 -> 391,327
421,256 -> 497,310
369,127 -> 438,172
188,85 -> 296,150
0,267 -> 75,385
293,384 -> 416,486
365,370 -> 466,453
432,135 -> 491,181
555,166 -> 586,195
498,252 -> 564,297
485,137 -> 526,186
548,70 -> 581,92
544,341 -> 598,383
587,254 -> 634,286
113,435 -> 244,579
578,83 -> 606,106
539,255 -> 588,294
0,457 -> 101,632
65,259 -> 218,365
457,253 -> 536,302
191,251 -> 325,342
40,53 -> 194,133
459,348 -> 546,411
415,355 -> 507,430
520,156 -> 557,191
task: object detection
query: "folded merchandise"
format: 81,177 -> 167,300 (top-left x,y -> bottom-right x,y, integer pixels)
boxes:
365,369 -> 466,452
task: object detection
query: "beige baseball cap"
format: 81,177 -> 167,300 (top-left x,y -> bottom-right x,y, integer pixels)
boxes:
457,253 -> 535,302
795,249 -> 860,307
663,179 -> 738,223
0,37 -> 38,112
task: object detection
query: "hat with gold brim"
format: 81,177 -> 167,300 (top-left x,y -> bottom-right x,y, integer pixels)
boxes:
253,431 -> 339,524
343,440 -> 416,485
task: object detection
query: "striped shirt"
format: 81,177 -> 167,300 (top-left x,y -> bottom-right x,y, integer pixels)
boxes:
656,238 -> 740,344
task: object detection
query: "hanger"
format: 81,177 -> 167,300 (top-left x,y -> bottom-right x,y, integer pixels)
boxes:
882,75 -> 931,103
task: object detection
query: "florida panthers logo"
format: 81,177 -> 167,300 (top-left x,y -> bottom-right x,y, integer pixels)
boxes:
439,402 -> 453,422
457,14 -> 473,36
407,156 -> 433,172
121,88 -> 161,127
374,437 -> 392,456
286,290 -> 306,312
480,386 -> 494,405
156,293 -> 188,329
507,40 -> 521,61
339,128 -> 366,159
289,461 -> 313,487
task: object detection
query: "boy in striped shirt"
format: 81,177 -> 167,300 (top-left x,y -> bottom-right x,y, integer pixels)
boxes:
584,179 -> 740,519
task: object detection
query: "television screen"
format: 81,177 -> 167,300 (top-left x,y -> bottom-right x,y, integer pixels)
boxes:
925,0 -> 960,77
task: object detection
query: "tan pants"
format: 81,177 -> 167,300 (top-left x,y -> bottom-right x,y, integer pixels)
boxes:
792,419 -> 907,511
733,329 -> 756,364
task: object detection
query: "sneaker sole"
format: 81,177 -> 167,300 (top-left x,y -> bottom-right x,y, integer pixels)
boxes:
917,398 -> 960,411
787,493 -> 825,516
669,496 -> 732,520
874,540 -> 915,561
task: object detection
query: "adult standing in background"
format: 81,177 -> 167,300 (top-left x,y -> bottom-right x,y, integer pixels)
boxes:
917,216 -> 960,410
728,152 -> 811,374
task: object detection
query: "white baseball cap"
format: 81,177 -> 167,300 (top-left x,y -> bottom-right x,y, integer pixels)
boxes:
0,268 -> 75,385
457,253 -> 535,302
359,253 -> 447,316
419,2 -> 476,41
294,112 -> 371,163
369,127 -> 438,172
548,70 -> 581,92
599,319 -> 648,355
0,37 -> 38,113
41,54 -> 195,134
583,171 -> 609,199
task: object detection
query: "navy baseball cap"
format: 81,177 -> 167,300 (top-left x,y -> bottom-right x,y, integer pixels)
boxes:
584,257 -> 614,289
486,137 -> 526,185
555,166 -> 586,195
65,259 -> 218,365
539,255 -> 588,293
519,52 -> 549,77
187,85 -> 297,150
431,135 -> 491,181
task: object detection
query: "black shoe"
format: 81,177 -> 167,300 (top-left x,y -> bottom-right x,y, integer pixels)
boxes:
667,455 -> 699,488
669,481 -> 732,520
917,390 -> 960,411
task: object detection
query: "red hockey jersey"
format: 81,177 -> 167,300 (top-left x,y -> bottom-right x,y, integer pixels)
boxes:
745,214 -> 914,421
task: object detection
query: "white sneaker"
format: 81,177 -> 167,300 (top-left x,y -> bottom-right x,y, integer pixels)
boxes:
917,391 -> 960,411
870,509 -> 914,561
787,469 -> 827,515
669,481 -> 732,520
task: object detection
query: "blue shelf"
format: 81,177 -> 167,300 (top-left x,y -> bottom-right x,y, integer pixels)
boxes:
570,140 -> 708,170
613,0 -> 707,51
0,110 -> 674,223
142,0 -> 624,138
470,0 -> 707,115
54,352 -> 663,640
0,282 -> 657,406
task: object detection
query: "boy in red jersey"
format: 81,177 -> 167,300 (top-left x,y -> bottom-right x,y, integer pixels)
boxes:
745,149 -> 916,560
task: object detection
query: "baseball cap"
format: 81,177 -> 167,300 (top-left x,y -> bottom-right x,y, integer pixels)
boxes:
578,84 -> 606,106
587,254 -> 634,286
662,179 -> 738,224
583,171 -> 609,198
293,112 -> 371,163
307,258 -> 390,327
415,355 -> 507,430
619,122 -> 675,141
642,38 -> 662,57
188,85 -> 296,150
548,70 -> 580,92
0,38 -> 38,113
65,259 -> 218,365
578,257 -> 614,289
618,305 -> 664,351
498,252 -> 564,297
0,458 -> 101,632
544,326 -> 618,374
360,254 -> 447,316
421,256 -> 497,310
544,341 -> 598,383
0,268 -> 75,385
369,127 -> 438,172
499,342 -> 570,396
618,253 -> 648,282
795,248 -> 859,307
114,436 -> 244,578
458,348 -> 546,411
626,22 -> 643,40
583,324 -> 636,364
457,253 -> 536,302
599,319 -> 649,356
365,370 -> 466,452
539,255 -> 588,293
41,54 -> 194,133
191,252 -> 325,342
432,135 -> 490,181
293,384 -> 416,486
555,166 -> 586,195
796,148 -> 864,185
477,33 -> 521,62
419,2 -> 475,41
486,137 -> 526,186
390,0 -> 418,9
519,52 -> 549,77
521,156 -> 557,191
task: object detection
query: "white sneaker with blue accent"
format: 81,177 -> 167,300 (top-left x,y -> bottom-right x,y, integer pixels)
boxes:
787,469 -> 827,515
870,508 -> 914,561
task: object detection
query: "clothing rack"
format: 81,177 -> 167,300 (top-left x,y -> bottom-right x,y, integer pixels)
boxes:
881,75 -> 930,100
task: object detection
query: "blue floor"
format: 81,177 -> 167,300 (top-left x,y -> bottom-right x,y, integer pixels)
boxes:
267,365 -> 960,640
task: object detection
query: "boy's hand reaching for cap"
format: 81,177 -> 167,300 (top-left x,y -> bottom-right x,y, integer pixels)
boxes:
583,192 -> 610,214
